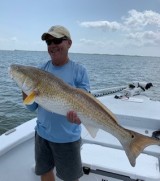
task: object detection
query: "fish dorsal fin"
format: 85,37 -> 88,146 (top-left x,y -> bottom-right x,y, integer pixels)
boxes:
23,91 -> 36,105
83,124 -> 99,138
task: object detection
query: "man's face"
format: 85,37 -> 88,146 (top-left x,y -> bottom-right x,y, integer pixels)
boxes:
45,35 -> 72,66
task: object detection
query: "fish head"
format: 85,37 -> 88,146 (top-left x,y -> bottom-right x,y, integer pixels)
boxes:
9,64 -> 38,95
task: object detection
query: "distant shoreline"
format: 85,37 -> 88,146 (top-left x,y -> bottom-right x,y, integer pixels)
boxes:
0,49 -> 159,58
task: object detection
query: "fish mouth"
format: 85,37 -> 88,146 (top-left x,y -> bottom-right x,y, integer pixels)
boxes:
8,64 -> 19,79
8,65 -> 13,79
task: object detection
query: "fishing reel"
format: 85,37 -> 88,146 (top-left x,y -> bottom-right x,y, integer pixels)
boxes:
152,130 -> 160,140
128,81 -> 153,91
122,81 -> 153,97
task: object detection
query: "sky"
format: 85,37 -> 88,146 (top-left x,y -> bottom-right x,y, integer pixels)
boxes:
0,0 -> 160,57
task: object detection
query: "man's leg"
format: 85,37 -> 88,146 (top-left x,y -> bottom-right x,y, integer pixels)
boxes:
56,177 -> 79,181
35,134 -> 55,180
51,139 -> 83,181
41,170 -> 55,181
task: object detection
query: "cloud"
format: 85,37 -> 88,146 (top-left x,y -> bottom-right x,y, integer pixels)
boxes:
0,36 -> 18,43
80,38 -> 105,46
11,37 -> 18,42
80,21 -> 121,31
79,9 -> 160,49
80,10 -> 160,31
126,31 -> 160,46
123,9 -> 160,29
127,31 -> 159,40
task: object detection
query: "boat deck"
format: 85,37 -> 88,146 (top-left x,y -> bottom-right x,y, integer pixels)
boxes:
0,94 -> 160,181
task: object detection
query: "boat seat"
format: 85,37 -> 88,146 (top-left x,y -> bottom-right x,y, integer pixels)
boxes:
81,143 -> 160,181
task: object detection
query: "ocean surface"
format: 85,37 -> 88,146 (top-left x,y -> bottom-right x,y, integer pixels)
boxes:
0,50 -> 160,135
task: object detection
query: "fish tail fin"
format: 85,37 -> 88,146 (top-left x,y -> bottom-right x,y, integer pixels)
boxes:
120,129 -> 160,167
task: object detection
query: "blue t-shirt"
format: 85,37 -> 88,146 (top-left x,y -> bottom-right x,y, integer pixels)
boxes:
26,60 -> 90,143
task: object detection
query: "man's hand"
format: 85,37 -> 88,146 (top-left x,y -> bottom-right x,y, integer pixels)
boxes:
67,111 -> 81,125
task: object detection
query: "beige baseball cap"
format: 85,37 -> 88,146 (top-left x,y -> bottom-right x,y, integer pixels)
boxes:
41,25 -> 71,40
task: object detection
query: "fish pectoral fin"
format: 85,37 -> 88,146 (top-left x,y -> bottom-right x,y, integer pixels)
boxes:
83,124 -> 99,138
23,91 -> 37,105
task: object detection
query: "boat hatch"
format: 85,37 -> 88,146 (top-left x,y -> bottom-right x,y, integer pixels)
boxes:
81,143 -> 160,181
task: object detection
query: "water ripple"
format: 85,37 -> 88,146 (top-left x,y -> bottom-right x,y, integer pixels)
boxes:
0,50 -> 160,134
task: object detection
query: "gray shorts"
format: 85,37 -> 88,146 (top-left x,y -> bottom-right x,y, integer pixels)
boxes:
35,133 -> 83,181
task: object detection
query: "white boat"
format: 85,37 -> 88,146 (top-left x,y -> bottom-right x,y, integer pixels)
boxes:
0,86 -> 160,181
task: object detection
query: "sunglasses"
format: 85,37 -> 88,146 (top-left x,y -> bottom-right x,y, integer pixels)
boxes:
45,37 -> 68,46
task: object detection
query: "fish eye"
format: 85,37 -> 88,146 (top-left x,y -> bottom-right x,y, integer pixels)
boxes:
131,135 -> 134,138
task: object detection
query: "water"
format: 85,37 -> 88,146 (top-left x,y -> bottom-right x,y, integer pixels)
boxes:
0,50 -> 160,135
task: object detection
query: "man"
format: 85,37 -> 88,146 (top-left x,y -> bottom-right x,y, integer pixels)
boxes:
23,25 -> 90,181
